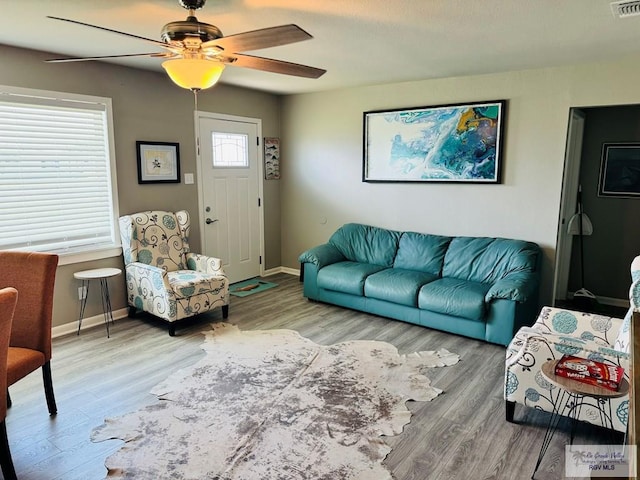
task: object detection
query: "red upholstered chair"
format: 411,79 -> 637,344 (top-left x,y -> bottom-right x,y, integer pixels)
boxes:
0,251 -> 59,416
0,287 -> 18,480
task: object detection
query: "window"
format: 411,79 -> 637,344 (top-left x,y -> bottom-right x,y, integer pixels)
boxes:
0,86 -> 120,263
211,132 -> 249,167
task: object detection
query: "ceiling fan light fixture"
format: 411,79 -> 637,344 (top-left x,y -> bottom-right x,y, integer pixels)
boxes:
162,58 -> 225,91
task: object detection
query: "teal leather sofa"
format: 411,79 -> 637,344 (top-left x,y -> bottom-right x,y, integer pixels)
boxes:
298,223 -> 542,346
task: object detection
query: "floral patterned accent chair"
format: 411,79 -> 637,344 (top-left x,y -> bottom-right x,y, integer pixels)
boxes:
504,255 -> 640,433
119,210 -> 229,336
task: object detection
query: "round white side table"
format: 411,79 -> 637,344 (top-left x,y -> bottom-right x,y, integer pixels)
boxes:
74,267 -> 122,338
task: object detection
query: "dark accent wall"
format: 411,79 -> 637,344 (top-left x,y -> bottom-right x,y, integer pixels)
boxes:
568,105 -> 640,300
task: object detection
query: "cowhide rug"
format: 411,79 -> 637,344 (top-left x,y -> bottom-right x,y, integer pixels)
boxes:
91,323 -> 459,480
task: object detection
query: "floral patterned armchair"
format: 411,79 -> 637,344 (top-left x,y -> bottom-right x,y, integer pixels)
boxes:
119,210 -> 229,336
504,255 -> 640,433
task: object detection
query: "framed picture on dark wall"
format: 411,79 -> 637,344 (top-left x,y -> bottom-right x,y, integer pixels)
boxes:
598,142 -> 640,197
363,100 -> 506,183
136,141 -> 181,184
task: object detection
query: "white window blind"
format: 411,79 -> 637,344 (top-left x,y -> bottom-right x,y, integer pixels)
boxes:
0,88 -> 119,255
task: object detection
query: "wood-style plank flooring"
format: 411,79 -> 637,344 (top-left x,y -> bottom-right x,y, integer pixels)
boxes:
7,273 -> 618,479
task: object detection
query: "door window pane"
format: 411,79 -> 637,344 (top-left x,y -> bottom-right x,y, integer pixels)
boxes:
211,132 -> 248,168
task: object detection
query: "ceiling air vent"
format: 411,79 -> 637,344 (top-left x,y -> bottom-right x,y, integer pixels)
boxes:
611,0 -> 640,18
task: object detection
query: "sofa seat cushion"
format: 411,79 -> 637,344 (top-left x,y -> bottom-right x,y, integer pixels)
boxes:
418,277 -> 491,321
364,268 -> 438,307
317,262 -> 387,295
168,270 -> 227,299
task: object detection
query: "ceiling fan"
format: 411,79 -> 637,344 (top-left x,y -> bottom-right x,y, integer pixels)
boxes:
46,0 -> 326,91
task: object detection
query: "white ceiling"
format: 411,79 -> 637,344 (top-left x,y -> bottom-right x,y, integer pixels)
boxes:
1,0 -> 640,95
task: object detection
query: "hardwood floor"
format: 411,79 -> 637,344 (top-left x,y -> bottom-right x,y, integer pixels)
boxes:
7,273 -> 617,479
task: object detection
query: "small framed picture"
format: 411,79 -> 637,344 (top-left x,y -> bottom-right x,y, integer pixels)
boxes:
598,142 -> 640,197
264,137 -> 280,180
136,141 -> 180,184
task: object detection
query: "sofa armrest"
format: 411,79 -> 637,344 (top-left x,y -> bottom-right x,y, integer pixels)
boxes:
185,253 -> 226,277
118,214 -> 136,264
126,262 -> 171,287
485,271 -> 538,303
507,327 -> 629,372
298,244 -> 346,269
532,306 -> 624,345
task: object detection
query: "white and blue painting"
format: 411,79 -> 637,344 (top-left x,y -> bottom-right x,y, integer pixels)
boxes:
365,102 -> 504,182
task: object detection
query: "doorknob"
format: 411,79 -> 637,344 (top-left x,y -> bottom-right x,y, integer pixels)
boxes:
206,218 -> 218,225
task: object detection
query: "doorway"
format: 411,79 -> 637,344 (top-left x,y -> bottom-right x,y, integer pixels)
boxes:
196,112 -> 264,284
554,104 -> 640,312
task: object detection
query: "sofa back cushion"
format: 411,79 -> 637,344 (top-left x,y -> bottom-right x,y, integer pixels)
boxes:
393,232 -> 452,275
328,223 -> 401,267
442,237 -> 539,283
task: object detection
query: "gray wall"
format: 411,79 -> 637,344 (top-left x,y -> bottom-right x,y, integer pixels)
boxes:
280,53 -> 640,306
568,105 -> 640,300
0,44 -> 282,328
6,42 -> 640,329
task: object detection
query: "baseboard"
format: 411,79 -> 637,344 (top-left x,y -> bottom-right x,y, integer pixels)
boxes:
52,308 -> 129,339
53,267 -> 300,338
54,278 -> 625,338
597,296 -> 630,308
568,291 -> 629,309
262,266 -> 299,277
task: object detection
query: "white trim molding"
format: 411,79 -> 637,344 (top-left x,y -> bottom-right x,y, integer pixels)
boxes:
52,308 -> 128,339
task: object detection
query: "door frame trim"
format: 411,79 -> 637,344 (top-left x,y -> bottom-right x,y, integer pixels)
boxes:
194,110 -> 265,279
552,108 -> 586,302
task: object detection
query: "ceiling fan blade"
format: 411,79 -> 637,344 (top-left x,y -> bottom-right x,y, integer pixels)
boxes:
204,24 -> 312,53
45,53 -> 172,63
226,54 -> 326,78
47,16 -> 168,48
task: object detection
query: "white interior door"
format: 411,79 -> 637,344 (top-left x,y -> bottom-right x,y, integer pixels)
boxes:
197,113 -> 262,284
553,108 -> 585,301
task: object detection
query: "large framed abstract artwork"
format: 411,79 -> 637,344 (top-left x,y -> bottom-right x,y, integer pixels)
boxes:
363,100 -> 506,183
598,142 -> 640,197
